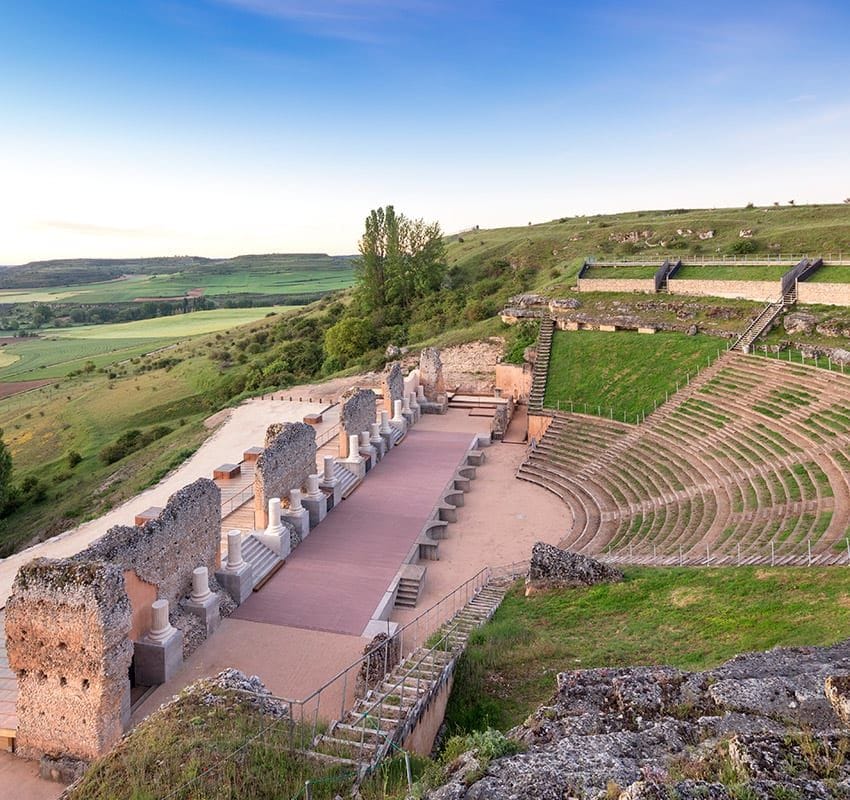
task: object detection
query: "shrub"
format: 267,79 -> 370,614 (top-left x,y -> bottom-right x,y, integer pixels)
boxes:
99,425 -> 173,465
727,238 -> 759,255
67,451 -> 82,469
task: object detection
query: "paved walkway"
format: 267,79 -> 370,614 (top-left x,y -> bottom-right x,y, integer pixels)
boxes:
0,399 -> 337,608
232,427 -> 475,635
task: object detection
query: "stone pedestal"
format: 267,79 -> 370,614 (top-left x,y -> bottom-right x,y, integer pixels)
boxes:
358,430 -> 377,469
302,473 -> 328,527
216,530 -> 254,605
409,392 -> 421,423
379,411 -> 394,451
181,566 -> 220,636
369,422 -> 386,460
391,399 -> 407,434
401,395 -> 415,427
339,434 -> 366,480
255,497 -> 292,558
283,489 -> 311,540
319,455 -> 340,510
134,600 -> 183,685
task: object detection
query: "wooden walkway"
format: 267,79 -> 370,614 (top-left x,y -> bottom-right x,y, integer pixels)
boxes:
231,428 -> 475,636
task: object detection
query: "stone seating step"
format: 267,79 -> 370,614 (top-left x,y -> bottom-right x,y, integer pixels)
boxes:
333,462 -> 361,499
239,535 -> 283,587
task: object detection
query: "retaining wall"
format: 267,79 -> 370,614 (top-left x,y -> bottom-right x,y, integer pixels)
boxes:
797,283 -> 850,307
577,277 -> 656,294
495,363 -> 532,402
668,279 -> 780,302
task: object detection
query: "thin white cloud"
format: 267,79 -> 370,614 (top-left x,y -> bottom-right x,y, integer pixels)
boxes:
211,0 -> 443,42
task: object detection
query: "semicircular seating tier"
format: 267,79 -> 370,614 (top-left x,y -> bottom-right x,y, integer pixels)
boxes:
518,351 -> 850,565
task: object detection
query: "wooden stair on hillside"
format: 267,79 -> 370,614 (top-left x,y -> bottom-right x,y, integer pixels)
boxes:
529,318 -> 555,412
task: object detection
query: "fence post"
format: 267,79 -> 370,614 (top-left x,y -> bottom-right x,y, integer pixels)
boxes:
771,541 -> 775,566
679,544 -> 683,566
846,537 -> 850,564
737,542 -> 741,566
807,538 -> 812,566
304,781 -> 312,800
404,750 -> 413,790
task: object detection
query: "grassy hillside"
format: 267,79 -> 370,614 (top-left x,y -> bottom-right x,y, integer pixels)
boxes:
445,566 -> 850,734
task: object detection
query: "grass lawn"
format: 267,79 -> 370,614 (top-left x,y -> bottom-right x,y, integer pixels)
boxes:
543,329 -> 723,418
673,265 -> 787,281
808,265 -> 850,283
583,266 -> 659,279
446,566 -> 850,734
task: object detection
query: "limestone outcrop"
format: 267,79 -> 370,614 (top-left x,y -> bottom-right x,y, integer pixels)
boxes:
526,542 -> 623,592
424,641 -> 850,800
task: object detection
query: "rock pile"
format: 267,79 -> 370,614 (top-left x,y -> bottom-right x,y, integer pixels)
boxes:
425,641 -> 850,799
526,542 -> 623,593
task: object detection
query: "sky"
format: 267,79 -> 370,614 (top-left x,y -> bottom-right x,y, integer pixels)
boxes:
1,0 -> 849,264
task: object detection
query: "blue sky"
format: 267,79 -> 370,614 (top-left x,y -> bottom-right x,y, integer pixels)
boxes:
1,0 -> 848,262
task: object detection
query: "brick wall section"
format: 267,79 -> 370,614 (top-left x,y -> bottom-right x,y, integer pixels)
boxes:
668,279 -> 780,302
79,478 -> 221,610
797,283 -> 850,307
254,422 -> 317,526
339,388 -> 377,457
577,278 -> 657,294
4,558 -> 132,760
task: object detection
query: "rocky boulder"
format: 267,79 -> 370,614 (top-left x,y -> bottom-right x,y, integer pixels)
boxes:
783,311 -> 817,335
424,641 -> 850,800
526,542 -> 623,593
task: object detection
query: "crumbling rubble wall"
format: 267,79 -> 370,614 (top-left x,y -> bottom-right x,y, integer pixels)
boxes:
381,362 -> 405,414
4,558 -> 133,761
79,478 -> 221,612
419,348 -> 445,402
254,422 -> 317,528
339,388 -> 376,458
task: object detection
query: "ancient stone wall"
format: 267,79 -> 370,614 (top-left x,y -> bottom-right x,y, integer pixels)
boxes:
381,362 -> 404,414
339,388 -> 376,458
668,278 -> 780,303
491,397 -> 515,439
4,558 -> 133,761
80,479 -> 221,611
419,347 -> 445,401
254,422 -> 317,528
797,282 -> 850,307
577,277 -> 656,294
495,363 -> 532,402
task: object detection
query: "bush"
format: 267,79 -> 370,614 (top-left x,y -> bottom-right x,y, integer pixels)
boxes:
727,238 -> 759,255
504,321 -> 538,364
99,425 -> 173,465
67,451 -> 82,469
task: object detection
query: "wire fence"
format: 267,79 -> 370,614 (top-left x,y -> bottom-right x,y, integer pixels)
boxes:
599,539 -> 850,568
589,254 -> 850,266
752,346 -> 850,375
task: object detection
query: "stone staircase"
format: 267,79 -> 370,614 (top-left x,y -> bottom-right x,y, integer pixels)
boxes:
239,535 -> 283,586
334,462 -> 361,499
306,582 -> 509,770
394,565 -> 426,609
529,318 -> 555,412
733,290 -> 796,353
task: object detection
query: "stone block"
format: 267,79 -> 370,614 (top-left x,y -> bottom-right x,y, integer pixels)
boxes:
134,628 -> 183,685
134,506 -> 162,526
213,463 -> 241,480
302,494 -> 328,527
216,563 -> 254,605
243,446 -> 263,462
182,593 -> 220,637
283,504 -> 310,541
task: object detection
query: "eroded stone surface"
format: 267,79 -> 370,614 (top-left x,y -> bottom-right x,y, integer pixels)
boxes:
340,388 -> 377,456
5,558 -> 133,761
381,362 -> 405,413
419,348 -> 446,401
526,542 -> 623,592
424,641 -> 850,800
254,422 -> 316,521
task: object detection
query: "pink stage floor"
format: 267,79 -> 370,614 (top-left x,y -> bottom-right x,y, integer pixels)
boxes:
231,428 -> 474,636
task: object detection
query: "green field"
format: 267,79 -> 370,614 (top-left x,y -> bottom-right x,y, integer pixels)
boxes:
543,329 -> 723,418
445,566 -> 850,734
0,308 -> 284,380
673,264 -> 788,281
0,268 -> 352,304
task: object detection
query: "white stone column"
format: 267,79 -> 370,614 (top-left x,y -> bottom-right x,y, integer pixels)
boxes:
265,497 -> 284,536
306,474 -> 323,500
370,422 -> 386,457
190,567 -> 212,603
323,455 -> 337,484
348,434 -> 360,459
226,529 -> 244,570
148,600 -> 174,643
409,391 -> 421,422
402,395 -> 411,413
283,488 -> 310,540
289,489 -> 303,511
417,385 -> 425,402
380,411 -> 393,435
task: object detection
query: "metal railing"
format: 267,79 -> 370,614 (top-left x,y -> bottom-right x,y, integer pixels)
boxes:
220,482 -> 255,517
315,420 -> 341,449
